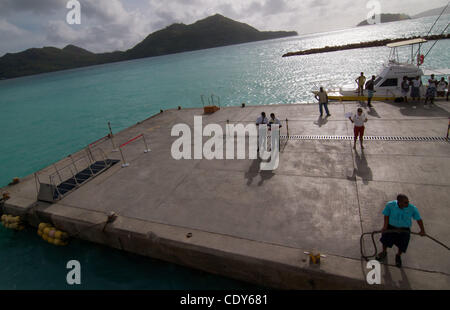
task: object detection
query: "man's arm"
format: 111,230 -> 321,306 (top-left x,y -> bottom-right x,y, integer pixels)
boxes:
382,216 -> 389,231
417,219 -> 425,236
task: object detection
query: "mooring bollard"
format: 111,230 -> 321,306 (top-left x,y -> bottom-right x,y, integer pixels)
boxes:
108,121 -> 119,152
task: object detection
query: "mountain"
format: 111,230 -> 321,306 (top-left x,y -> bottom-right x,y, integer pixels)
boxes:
125,14 -> 297,59
357,13 -> 411,26
0,45 -> 123,79
0,14 -> 297,79
413,6 -> 450,19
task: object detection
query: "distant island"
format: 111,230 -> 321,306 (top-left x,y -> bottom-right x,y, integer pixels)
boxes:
0,14 -> 297,80
413,5 -> 449,19
357,13 -> 411,26
282,33 -> 450,58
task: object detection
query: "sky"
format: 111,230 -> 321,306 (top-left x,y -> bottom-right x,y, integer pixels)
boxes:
0,0 -> 448,56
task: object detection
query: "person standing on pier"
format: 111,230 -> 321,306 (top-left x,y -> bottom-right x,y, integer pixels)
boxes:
447,77 -> 450,101
401,76 -> 410,103
376,194 -> 426,268
256,112 -> 268,126
355,72 -> 366,96
410,76 -> 422,103
424,74 -> 438,107
365,75 -> 376,108
437,77 -> 448,98
315,87 -> 331,117
349,108 -> 367,149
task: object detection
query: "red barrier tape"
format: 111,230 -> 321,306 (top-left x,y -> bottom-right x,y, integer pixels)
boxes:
89,135 -> 109,147
120,134 -> 143,148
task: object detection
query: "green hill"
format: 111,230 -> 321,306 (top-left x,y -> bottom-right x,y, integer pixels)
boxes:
126,14 -> 297,59
0,14 -> 297,79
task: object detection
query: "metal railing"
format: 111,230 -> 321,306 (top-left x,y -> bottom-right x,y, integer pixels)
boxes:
35,147 -> 113,201
201,94 -> 221,107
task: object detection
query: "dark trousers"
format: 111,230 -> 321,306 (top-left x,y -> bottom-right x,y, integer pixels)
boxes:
319,102 -> 330,116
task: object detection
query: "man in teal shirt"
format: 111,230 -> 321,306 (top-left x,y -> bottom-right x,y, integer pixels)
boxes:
376,194 -> 426,267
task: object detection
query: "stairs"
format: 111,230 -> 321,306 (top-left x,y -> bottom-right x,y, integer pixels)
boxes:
52,159 -> 120,200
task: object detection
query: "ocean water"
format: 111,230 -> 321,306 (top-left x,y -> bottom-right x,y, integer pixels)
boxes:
0,16 -> 449,289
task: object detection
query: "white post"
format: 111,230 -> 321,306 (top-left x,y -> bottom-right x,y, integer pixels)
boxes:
142,135 -> 151,153
119,147 -> 129,168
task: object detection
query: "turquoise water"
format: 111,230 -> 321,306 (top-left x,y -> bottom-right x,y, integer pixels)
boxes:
1,16 -> 449,289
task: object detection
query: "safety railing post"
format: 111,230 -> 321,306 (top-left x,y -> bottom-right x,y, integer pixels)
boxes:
68,155 -> 79,173
52,164 -> 63,184
119,147 -> 129,168
69,166 -> 80,188
447,118 -> 449,139
142,134 -> 151,153
286,118 -> 290,139
34,173 -> 40,196
108,122 -> 119,152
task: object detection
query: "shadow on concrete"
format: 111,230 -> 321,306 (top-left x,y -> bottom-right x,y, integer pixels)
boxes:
381,257 -> 412,289
258,170 -> 275,186
379,100 -> 450,118
367,107 -> 381,118
245,158 -> 261,186
313,116 -> 328,128
245,159 -> 275,186
347,150 -> 372,185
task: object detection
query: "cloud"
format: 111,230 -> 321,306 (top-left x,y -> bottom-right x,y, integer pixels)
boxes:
0,0 -> 447,56
0,0 -> 64,16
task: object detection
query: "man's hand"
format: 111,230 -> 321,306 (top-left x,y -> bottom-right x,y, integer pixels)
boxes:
381,225 -> 388,232
419,230 -> 426,236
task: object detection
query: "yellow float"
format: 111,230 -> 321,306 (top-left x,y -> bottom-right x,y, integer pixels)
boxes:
37,223 -> 69,246
1,214 -> 25,231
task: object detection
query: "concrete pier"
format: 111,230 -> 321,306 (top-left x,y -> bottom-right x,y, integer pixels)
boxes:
1,100 -> 449,289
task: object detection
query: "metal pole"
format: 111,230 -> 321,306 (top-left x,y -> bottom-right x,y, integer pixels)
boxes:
108,122 -> 119,152
68,155 -> 78,173
52,164 -> 63,183
286,118 -> 290,138
119,147 -> 129,168
142,134 -> 151,153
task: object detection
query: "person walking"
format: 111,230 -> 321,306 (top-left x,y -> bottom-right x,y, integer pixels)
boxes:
315,87 -> 331,117
355,72 -> 366,96
376,194 -> 426,268
365,75 -> 376,108
401,76 -> 410,103
349,108 -> 368,149
410,76 -> 422,103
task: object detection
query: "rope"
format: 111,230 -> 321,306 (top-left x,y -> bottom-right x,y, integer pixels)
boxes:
360,229 -> 450,261
423,22 -> 450,59
413,2 -> 449,60
425,2 -> 449,37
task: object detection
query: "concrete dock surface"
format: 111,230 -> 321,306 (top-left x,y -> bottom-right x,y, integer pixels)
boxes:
2,99 -> 450,289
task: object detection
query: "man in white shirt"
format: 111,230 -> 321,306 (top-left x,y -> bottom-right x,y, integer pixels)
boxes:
315,87 -> 331,117
349,108 -> 368,149
437,77 -> 448,97
256,112 -> 268,126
